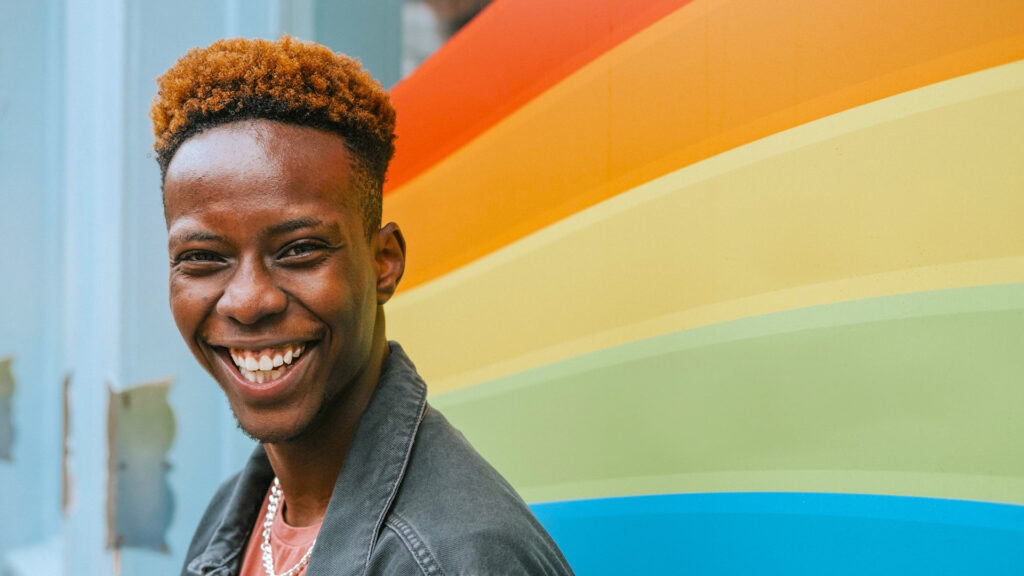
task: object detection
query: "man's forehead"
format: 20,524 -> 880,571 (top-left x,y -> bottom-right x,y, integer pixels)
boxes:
164,121 -> 359,209
168,120 -> 351,176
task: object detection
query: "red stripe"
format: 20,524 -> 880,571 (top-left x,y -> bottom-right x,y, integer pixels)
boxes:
386,0 -> 694,194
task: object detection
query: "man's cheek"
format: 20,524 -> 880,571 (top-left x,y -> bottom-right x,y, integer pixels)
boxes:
169,286 -> 210,337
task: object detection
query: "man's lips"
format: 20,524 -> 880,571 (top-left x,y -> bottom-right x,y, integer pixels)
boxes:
227,342 -> 306,383
208,340 -> 317,399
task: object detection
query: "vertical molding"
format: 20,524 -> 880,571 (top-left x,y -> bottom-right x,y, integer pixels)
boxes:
226,0 -> 281,39
314,0 -> 403,87
62,0 -> 125,572
280,0 -> 315,40
266,0 -> 280,36
225,0 -> 240,37
41,0 -> 67,541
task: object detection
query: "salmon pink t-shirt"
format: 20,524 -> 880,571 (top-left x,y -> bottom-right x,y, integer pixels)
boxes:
239,485 -> 322,576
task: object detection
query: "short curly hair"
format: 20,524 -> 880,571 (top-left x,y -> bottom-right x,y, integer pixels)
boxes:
151,36 -> 396,237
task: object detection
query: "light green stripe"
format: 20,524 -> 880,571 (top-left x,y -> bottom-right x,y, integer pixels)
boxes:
432,283 -> 1024,504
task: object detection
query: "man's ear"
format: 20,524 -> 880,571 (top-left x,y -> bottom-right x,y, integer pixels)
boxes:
374,222 -> 406,305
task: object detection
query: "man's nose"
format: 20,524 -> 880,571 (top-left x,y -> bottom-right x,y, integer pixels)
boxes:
215,258 -> 287,324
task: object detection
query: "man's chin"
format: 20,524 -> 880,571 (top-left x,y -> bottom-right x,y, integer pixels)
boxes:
228,387 -> 337,445
233,415 -> 306,445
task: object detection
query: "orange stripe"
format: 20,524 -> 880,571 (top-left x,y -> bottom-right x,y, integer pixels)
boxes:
386,0 -> 693,192
385,0 -> 1024,290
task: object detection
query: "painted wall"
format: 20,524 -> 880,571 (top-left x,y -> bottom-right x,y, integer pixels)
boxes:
1,0 -> 1022,574
384,0 -> 1024,573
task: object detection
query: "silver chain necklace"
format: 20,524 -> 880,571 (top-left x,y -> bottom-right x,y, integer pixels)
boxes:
261,477 -> 317,576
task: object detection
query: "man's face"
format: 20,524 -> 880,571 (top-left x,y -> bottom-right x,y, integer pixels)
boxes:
163,119 -> 396,443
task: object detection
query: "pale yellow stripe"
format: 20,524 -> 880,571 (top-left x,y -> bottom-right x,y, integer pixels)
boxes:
522,470 -> 1024,506
387,60 -> 1024,395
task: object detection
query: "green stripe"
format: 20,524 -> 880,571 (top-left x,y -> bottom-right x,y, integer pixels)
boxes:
432,283 -> 1024,504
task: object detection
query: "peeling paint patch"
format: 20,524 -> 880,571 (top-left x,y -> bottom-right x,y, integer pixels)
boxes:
106,380 -> 175,552
0,357 -> 15,461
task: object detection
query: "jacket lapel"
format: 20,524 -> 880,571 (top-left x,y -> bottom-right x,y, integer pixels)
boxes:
306,344 -> 428,576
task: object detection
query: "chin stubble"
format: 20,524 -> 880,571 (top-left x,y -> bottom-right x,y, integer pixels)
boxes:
231,384 -> 345,445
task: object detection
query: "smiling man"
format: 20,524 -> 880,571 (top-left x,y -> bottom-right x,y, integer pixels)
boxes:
154,37 -> 573,576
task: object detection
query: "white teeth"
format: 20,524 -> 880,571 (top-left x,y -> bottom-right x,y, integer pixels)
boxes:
229,343 -> 307,384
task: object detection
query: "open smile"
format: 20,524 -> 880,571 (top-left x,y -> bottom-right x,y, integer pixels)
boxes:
210,340 -> 319,401
228,342 -> 306,383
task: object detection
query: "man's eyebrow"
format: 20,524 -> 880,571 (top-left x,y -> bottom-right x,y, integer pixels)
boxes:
266,217 -> 335,236
168,230 -> 224,246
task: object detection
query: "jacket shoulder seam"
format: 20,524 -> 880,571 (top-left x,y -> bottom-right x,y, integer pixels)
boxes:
383,512 -> 445,576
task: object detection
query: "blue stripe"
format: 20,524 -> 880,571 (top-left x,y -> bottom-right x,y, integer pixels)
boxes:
530,493 -> 1024,575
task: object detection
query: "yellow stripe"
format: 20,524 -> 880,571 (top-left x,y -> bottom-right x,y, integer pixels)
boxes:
388,60 -> 1024,395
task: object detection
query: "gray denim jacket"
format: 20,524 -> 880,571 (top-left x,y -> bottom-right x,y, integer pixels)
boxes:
183,343 -> 574,576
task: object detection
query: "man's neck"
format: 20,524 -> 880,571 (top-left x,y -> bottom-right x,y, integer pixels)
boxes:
263,314 -> 390,527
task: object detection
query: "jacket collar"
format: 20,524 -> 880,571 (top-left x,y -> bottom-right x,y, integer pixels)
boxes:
186,342 -> 428,576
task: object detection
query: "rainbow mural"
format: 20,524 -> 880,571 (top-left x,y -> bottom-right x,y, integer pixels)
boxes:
383,0 -> 1024,573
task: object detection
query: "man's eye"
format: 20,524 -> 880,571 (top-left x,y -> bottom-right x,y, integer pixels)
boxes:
280,242 -> 325,259
178,251 -> 223,263
173,251 -> 227,273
